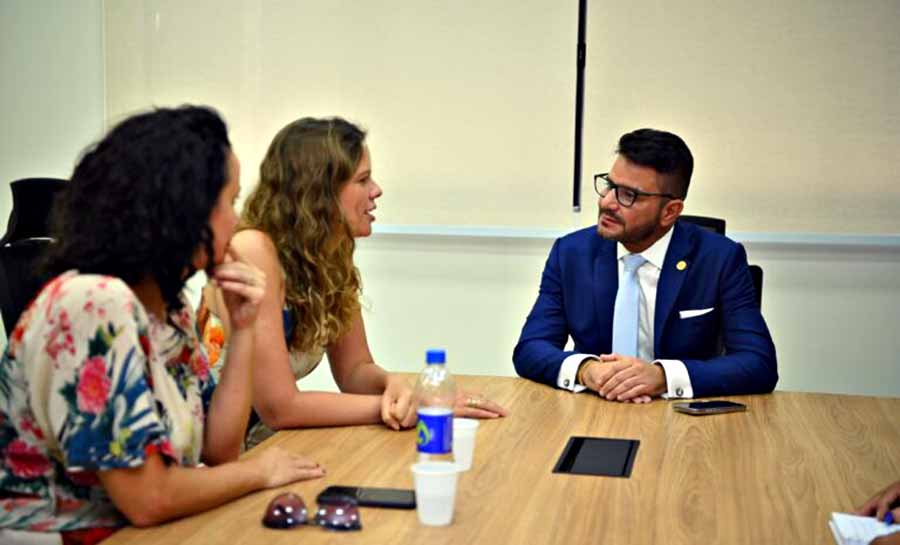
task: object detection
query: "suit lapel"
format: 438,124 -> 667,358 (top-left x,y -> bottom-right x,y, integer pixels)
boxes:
654,223 -> 695,354
592,238 -> 618,349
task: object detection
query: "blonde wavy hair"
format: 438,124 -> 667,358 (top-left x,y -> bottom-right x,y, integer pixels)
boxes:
241,117 -> 365,353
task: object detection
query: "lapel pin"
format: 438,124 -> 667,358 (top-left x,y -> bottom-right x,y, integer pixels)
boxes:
676,260 -> 687,271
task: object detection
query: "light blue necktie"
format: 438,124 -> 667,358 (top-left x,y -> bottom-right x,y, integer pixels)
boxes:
612,254 -> 646,357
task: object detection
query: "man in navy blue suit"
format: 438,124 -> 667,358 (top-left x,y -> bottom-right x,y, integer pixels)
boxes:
513,128 -> 777,401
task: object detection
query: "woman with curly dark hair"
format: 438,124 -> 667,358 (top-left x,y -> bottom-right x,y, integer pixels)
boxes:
198,117 -> 506,449
0,106 -> 324,545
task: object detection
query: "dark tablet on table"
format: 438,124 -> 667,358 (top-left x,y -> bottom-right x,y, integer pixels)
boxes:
552,436 -> 639,478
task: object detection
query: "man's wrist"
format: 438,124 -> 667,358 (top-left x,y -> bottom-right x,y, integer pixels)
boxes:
652,362 -> 668,396
577,358 -> 598,386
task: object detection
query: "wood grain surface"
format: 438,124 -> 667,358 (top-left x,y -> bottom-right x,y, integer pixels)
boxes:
104,375 -> 900,545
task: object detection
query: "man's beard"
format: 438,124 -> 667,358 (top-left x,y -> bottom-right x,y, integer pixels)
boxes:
598,208 -> 661,245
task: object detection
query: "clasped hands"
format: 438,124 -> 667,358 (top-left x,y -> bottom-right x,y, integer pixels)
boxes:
578,354 -> 667,404
380,375 -> 508,430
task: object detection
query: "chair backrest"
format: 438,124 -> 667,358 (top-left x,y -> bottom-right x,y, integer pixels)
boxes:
0,178 -> 66,245
0,178 -> 66,333
749,264 -> 763,308
678,214 -> 764,306
679,214 -> 726,235
0,240 -> 55,333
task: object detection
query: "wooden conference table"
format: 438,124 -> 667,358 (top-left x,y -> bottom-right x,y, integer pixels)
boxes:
106,375 -> 900,545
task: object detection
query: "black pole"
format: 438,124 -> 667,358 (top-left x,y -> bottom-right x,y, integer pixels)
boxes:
572,0 -> 587,212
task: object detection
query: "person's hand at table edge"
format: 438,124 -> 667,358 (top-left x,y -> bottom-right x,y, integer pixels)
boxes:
381,374 -> 417,430
856,479 -> 900,523
454,390 -> 508,419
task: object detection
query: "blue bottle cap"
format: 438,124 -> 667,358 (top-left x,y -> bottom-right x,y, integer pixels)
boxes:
425,349 -> 446,364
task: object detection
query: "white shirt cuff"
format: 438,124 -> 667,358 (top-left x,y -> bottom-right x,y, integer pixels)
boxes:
655,359 -> 693,399
558,354 -> 596,392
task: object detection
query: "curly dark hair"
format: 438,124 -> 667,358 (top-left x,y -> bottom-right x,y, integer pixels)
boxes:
45,105 -> 231,313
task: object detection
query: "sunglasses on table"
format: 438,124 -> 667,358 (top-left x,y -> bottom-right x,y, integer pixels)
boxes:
262,492 -> 362,531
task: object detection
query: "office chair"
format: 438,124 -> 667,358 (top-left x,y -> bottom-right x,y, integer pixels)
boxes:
0,178 -> 66,333
679,214 -> 725,235
748,264 -> 763,309
678,214 -> 763,307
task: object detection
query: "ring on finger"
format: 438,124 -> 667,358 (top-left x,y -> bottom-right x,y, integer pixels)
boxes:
466,396 -> 480,408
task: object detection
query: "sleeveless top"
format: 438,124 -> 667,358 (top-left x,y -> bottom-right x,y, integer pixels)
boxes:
197,303 -> 324,450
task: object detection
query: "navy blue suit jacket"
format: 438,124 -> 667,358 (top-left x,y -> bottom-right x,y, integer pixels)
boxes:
513,221 -> 777,397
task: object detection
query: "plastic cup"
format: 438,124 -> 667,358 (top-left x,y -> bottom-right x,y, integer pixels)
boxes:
410,461 -> 459,526
452,418 -> 480,471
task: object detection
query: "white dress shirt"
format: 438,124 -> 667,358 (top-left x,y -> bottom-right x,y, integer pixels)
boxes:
556,227 -> 694,398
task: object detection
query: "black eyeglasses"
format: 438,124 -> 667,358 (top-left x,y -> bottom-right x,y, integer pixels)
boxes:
263,492 -> 362,531
593,173 -> 680,208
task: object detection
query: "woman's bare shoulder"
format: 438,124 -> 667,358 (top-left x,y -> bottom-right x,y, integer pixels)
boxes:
231,229 -> 282,267
232,229 -> 277,253
230,229 -> 285,299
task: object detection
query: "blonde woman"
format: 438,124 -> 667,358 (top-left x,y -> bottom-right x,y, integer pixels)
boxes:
199,117 -> 506,449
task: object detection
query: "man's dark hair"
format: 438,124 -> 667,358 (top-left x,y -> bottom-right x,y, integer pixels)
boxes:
616,128 -> 693,199
45,105 -> 231,313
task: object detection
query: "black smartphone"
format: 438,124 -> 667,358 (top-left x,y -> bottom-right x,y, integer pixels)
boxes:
672,400 -> 747,415
317,486 -> 416,509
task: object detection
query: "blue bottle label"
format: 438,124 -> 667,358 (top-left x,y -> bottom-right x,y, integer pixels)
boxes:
416,407 -> 453,454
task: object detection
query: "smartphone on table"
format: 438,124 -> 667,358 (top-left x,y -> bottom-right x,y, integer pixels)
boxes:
317,486 -> 416,509
672,400 -> 747,415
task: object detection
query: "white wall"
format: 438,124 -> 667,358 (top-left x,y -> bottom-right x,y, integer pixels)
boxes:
0,0 -> 106,343
583,0 -> 900,235
102,0 -> 900,235
749,240 -> 900,396
103,0 -> 577,231
296,233 -> 900,398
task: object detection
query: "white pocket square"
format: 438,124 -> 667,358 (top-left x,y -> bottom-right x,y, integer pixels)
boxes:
679,308 -> 714,319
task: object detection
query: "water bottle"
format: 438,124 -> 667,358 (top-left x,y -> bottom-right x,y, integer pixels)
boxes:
415,349 -> 456,462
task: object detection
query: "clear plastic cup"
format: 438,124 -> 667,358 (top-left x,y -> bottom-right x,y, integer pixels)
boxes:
452,418 -> 480,471
410,461 -> 459,526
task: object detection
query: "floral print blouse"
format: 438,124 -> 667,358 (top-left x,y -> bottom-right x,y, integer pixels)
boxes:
0,271 -> 215,533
